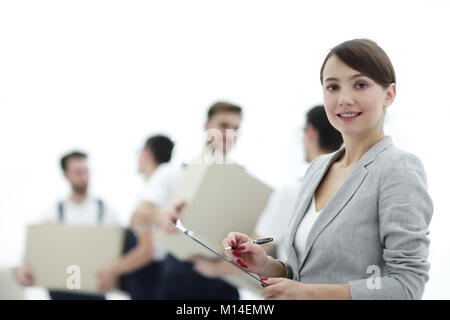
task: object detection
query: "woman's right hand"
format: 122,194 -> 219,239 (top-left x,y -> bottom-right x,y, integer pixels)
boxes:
15,266 -> 34,287
222,232 -> 272,276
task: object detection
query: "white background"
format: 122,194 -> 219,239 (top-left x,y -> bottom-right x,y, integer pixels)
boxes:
1,0 -> 449,299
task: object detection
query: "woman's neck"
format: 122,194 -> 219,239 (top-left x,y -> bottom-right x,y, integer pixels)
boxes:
339,130 -> 385,168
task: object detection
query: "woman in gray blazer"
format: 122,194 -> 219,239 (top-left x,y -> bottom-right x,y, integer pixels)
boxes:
223,39 -> 433,300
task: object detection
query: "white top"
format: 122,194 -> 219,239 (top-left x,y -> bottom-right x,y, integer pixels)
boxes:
255,181 -> 302,261
136,163 -> 184,261
294,196 -> 322,263
138,163 -> 184,208
41,197 -> 119,226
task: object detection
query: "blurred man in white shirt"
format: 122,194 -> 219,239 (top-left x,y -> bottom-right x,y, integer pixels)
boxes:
154,101 -> 244,300
15,151 -> 118,300
96,135 -> 182,298
130,102 -> 242,229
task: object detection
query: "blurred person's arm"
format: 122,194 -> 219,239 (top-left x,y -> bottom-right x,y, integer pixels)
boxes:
97,229 -> 153,292
14,205 -> 60,287
131,164 -> 184,230
191,257 -> 238,277
14,266 -> 34,287
131,200 -> 185,233
130,201 -> 161,228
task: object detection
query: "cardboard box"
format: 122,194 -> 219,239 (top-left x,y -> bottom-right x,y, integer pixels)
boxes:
154,163 -> 273,293
24,224 -> 124,293
0,268 -> 25,300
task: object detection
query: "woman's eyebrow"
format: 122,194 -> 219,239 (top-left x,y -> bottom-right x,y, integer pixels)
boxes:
350,73 -> 366,80
324,73 -> 366,82
324,77 -> 339,82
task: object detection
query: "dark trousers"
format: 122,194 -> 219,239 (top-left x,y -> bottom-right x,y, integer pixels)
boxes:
49,290 -> 105,300
154,254 -> 239,300
119,229 -> 164,300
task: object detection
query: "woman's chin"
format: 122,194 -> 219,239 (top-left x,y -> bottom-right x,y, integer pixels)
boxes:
336,127 -> 362,137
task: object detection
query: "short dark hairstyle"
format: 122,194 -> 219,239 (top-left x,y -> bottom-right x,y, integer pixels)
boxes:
207,101 -> 242,121
320,39 -> 396,88
144,135 -> 174,164
60,151 -> 87,172
306,105 -> 343,152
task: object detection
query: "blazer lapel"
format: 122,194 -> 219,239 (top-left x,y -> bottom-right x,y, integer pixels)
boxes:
297,164 -> 369,271
296,136 -> 394,272
286,149 -> 345,276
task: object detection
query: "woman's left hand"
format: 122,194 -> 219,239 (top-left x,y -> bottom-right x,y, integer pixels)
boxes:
261,278 -> 313,300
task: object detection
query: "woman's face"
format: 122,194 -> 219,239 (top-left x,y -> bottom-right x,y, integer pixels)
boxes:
321,55 -> 396,139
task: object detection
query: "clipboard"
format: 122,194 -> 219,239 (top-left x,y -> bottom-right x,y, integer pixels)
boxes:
170,219 -> 267,288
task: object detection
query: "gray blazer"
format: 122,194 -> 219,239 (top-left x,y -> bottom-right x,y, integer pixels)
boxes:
282,136 -> 433,299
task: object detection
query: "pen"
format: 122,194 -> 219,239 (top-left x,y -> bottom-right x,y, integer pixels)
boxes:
225,237 -> 273,250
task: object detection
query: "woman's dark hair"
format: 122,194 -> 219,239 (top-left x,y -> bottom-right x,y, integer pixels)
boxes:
320,39 -> 396,88
145,135 -> 174,164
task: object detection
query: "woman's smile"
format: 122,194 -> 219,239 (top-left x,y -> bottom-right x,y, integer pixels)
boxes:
337,111 -> 363,122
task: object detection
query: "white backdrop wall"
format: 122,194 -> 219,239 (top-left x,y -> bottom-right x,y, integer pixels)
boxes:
1,0 -> 449,299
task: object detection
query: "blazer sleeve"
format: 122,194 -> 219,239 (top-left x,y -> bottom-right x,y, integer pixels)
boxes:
348,153 -> 433,299
278,260 -> 294,279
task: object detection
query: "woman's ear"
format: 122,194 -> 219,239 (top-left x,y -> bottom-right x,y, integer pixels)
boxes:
384,83 -> 396,108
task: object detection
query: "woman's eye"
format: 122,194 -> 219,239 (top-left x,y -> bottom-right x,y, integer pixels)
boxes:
326,85 -> 338,92
355,82 -> 367,89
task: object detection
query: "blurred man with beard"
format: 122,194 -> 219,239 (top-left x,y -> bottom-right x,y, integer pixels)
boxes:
14,151 -> 118,299
152,101 -> 243,300
128,101 -> 243,299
